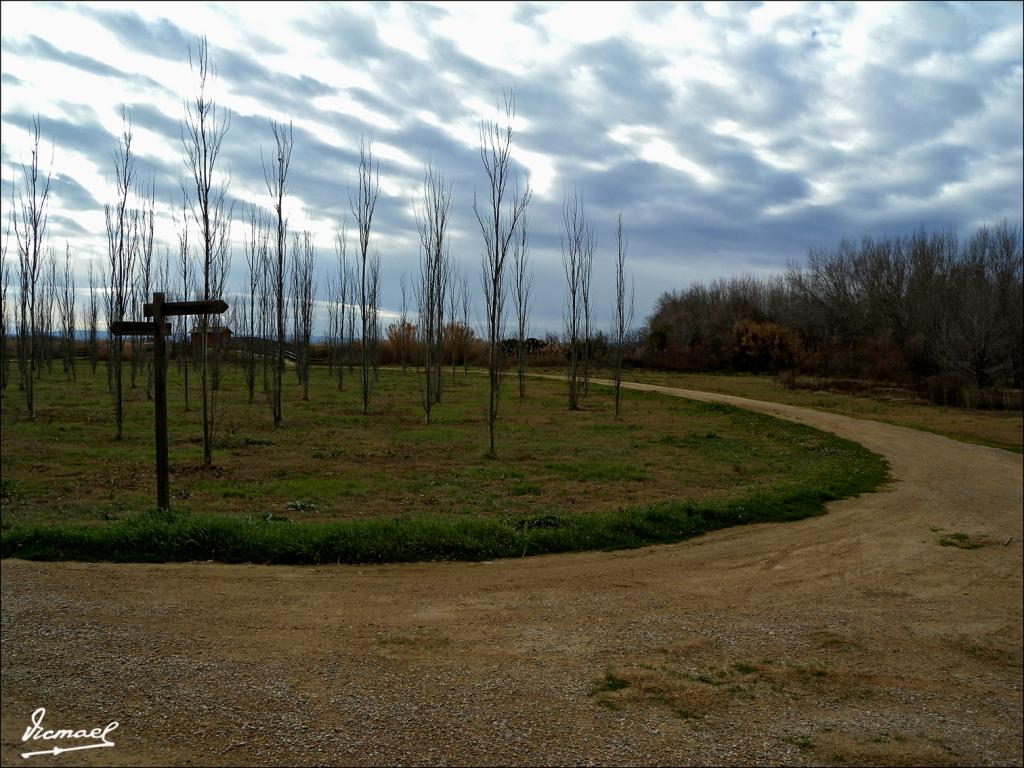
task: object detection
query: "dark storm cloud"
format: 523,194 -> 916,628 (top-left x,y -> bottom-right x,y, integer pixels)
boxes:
2,110 -> 112,168
50,173 -> 100,211
78,6 -> 193,62
47,213 -> 91,239
854,65 -> 985,146
5,35 -> 169,94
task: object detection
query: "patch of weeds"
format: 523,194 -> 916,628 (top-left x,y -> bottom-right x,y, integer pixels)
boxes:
513,513 -> 564,531
727,684 -> 756,700
509,482 -> 542,497
283,500 -> 318,513
688,668 -> 727,686
814,630 -> 860,652
784,735 -> 814,751
960,640 -> 1013,666
263,513 -> 291,523
938,531 -> 985,549
546,460 -> 648,482
795,664 -> 829,683
589,670 -> 630,695
673,707 -> 702,720
732,661 -> 758,674
0,479 -> 20,501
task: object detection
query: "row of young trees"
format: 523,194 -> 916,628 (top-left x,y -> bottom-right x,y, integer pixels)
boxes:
2,39 -> 639,463
646,222 -> 1023,390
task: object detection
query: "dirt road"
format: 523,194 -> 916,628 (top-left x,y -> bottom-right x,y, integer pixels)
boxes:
2,381 -> 1021,766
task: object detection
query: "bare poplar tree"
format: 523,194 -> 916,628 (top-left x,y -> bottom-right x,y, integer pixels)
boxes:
460,272 -> 472,379
368,248 -> 382,384
40,249 -> 57,376
136,182 -> 155,397
243,204 -> 262,403
13,116 -> 52,417
1,240 -> 10,396
415,161 -> 452,421
86,261 -> 99,373
173,184 -> 194,411
612,212 -> 635,418
399,271 -> 409,373
57,243 -> 76,381
561,188 -> 591,410
350,136 -> 380,415
182,35 -> 231,464
474,94 -> 531,458
448,263 -> 460,382
511,213 -> 532,399
293,231 -> 316,401
106,110 -> 138,439
333,223 -> 349,390
580,221 -> 595,397
263,119 -> 292,426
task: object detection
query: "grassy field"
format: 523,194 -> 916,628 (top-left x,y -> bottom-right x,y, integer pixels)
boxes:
607,369 -> 1023,454
0,360 -> 887,563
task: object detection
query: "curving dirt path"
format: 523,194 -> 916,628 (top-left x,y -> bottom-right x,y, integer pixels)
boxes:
2,381 -> 1021,766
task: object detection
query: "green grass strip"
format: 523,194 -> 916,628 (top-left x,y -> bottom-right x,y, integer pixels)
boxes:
1,442 -> 886,564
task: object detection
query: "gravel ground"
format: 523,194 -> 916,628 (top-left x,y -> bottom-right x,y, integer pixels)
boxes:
2,381 -> 1021,766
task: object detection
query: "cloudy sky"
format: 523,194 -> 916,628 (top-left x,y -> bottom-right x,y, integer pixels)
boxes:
2,1 -> 1022,333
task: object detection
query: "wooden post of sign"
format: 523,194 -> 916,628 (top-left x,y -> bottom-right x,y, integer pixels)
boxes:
151,292 -> 170,510
111,295 -> 229,513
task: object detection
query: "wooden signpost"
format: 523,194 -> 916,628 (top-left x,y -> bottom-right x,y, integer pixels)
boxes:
110,292 -> 229,510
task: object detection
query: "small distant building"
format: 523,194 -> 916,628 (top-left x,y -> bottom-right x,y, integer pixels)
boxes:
190,323 -> 232,349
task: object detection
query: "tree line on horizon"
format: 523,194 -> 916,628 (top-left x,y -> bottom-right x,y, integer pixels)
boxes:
644,221 -> 1023,403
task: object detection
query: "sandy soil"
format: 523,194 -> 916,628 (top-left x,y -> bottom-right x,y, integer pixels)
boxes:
2,380 -> 1021,766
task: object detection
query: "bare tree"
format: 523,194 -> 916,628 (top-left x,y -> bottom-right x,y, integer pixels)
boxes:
135,182 -> 155,397
243,204 -> 263,403
106,110 -> 139,440
580,219 -> 595,397
511,212 -> 532,399
936,223 -> 1023,387
415,161 -> 452,421
399,271 -> 409,373
368,248 -> 382,384
57,243 -> 76,381
40,248 -> 57,376
350,136 -> 380,415
474,94 -> 531,458
262,119 -> 293,426
173,183 -> 194,411
1,248 -> 9,396
182,35 -> 231,464
333,222 -> 350,390
447,263 -> 460,382
12,116 -> 52,418
460,272 -> 472,379
561,188 -> 591,410
612,212 -> 635,418
86,261 -> 99,373
292,231 -> 316,401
